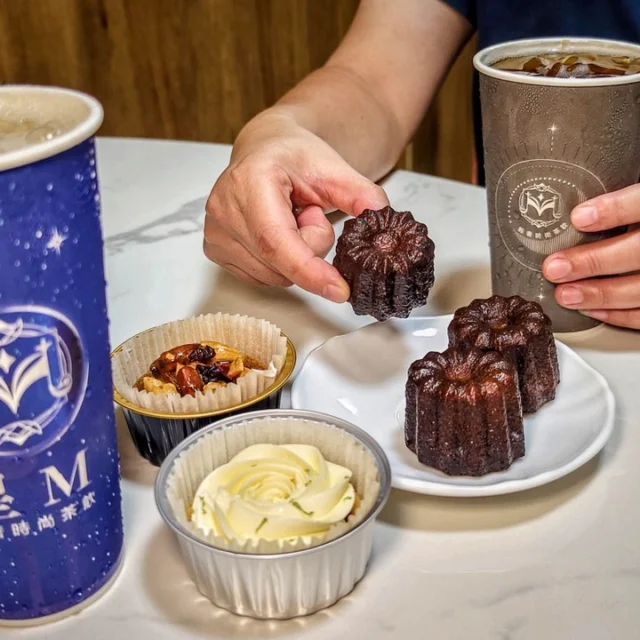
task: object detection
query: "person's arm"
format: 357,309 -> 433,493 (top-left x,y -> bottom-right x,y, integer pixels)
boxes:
205,0 -> 472,301
246,0 -> 471,180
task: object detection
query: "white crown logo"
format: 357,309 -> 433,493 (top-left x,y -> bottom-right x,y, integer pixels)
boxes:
0,318 -> 73,448
518,183 -> 563,229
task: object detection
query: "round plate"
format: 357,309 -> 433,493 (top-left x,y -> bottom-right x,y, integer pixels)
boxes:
291,316 -> 615,497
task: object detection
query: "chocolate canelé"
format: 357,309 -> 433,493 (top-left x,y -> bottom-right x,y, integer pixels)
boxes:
405,346 -> 525,477
333,206 -> 435,321
448,295 -> 560,413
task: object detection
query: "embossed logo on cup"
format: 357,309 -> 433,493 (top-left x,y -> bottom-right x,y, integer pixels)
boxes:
495,159 -> 606,271
518,183 -> 562,228
0,307 -> 87,457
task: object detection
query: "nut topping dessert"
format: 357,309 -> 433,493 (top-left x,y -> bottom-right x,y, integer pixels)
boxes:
134,341 -> 267,397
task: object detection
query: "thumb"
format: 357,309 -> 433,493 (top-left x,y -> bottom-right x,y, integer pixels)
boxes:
247,183 -> 350,302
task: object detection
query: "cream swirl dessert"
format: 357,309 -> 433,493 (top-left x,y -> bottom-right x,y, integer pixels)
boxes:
191,444 -> 357,542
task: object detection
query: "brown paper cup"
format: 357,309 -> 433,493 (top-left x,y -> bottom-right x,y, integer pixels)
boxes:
474,38 -> 640,332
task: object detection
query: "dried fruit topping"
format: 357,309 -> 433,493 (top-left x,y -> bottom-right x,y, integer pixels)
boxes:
196,363 -> 230,385
189,344 -> 215,364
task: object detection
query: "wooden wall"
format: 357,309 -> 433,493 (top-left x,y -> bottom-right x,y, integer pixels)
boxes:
0,0 -> 475,183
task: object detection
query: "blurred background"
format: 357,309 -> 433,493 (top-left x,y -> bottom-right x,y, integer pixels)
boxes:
1,0 -> 476,183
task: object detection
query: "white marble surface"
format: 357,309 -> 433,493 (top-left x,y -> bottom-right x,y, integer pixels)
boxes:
8,137 -> 640,640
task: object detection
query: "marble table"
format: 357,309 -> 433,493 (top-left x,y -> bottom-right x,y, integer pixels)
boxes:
10,138 -> 640,640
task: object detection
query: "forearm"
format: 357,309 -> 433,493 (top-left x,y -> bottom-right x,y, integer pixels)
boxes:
270,65 -> 405,181
234,0 -> 472,182
237,68 -> 401,181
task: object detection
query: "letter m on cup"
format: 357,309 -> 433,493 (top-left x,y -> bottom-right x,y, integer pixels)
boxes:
39,448 -> 90,507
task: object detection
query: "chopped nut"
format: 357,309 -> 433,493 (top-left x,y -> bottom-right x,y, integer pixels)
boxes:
142,376 -> 177,395
243,355 -> 267,370
255,517 -> 268,534
175,366 -> 203,397
227,357 -> 246,380
203,341 -> 244,362
291,501 -> 314,517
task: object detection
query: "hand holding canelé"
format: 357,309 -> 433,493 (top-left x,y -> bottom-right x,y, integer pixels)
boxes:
203,113 -> 389,303
202,0 -> 473,301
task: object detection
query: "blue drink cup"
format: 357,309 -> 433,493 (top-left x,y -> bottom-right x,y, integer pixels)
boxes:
0,86 -> 124,625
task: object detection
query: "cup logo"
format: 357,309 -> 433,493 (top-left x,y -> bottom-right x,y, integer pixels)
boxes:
495,160 -> 607,271
0,307 -> 87,457
518,183 -> 562,229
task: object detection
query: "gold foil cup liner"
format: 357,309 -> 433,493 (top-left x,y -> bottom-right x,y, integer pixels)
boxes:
111,313 -> 287,415
164,415 -> 381,554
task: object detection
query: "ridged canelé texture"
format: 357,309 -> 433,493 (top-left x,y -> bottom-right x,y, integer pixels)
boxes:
333,207 -> 435,321
405,346 -> 524,476
448,295 -> 559,412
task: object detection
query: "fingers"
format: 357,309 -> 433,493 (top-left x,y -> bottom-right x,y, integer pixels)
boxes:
207,174 -> 350,301
555,274 -> 640,310
294,146 -> 389,216
545,191 -> 640,330
571,184 -> 640,232
204,143 -> 389,302
580,308 -> 640,330
224,263 -> 264,286
295,205 -> 335,258
236,175 -> 350,301
304,154 -> 389,216
251,221 -> 349,301
543,229 -> 640,283
203,237 -> 292,287
554,273 -> 640,329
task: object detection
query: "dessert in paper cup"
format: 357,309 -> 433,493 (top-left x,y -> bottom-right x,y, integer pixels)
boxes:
111,313 -> 296,466
154,410 -> 392,619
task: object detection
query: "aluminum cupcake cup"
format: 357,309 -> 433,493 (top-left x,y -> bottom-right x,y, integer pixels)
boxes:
154,409 -> 392,619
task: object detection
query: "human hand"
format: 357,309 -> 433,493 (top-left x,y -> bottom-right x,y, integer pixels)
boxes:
542,183 -> 640,329
204,113 -> 389,302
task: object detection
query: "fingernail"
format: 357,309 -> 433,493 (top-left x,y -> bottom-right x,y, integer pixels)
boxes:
572,205 -> 598,229
559,286 -> 584,306
545,257 -> 572,280
580,309 -> 608,320
322,283 -> 349,303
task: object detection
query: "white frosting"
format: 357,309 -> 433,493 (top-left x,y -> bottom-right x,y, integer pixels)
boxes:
191,444 -> 356,542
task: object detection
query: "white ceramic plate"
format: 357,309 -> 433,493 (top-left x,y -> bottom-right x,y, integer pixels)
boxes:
291,316 -> 615,497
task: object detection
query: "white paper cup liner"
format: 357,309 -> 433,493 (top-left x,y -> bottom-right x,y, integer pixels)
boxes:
164,415 -> 381,554
112,313 -> 287,415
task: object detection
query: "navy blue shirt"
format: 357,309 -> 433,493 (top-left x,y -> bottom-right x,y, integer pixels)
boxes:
442,0 -> 640,184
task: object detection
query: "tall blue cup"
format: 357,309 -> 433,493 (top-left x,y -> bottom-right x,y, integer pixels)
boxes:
0,86 -> 124,625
